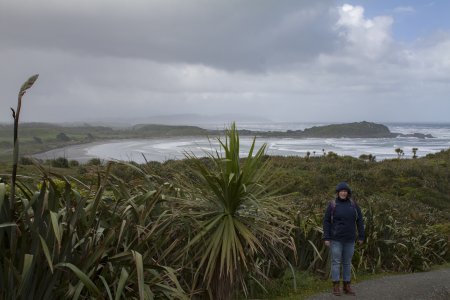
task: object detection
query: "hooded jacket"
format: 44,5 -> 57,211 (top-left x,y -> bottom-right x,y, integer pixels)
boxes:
323,183 -> 365,242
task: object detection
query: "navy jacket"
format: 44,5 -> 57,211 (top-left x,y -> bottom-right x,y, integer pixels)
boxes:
323,197 -> 365,242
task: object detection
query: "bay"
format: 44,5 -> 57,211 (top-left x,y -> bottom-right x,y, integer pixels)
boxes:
34,122 -> 450,163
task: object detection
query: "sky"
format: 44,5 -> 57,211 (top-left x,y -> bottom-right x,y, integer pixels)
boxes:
1,0 -> 450,124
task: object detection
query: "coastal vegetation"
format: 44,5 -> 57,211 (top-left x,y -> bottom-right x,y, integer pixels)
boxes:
1,76 -> 449,299
1,136 -> 449,299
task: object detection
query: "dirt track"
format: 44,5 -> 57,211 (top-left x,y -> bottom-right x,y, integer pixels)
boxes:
306,268 -> 450,300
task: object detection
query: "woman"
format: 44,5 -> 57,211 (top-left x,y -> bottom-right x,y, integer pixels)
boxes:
323,182 -> 365,296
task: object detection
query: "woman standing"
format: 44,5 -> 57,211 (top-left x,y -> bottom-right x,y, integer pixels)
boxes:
323,182 -> 365,296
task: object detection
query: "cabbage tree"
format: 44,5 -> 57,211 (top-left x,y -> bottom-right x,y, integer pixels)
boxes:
179,123 -> 294,299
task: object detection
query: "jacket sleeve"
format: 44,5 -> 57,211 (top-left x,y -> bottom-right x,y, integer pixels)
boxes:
323,203 -> 332,240
356,205 -> 365,241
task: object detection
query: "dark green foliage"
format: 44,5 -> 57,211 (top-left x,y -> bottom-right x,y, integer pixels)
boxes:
153,148 -> 450,279
69,160 -> 79,167
50,157 -> 69,168
20,156 -> 34,165
355,197 -> 449,272
86,158 -> 102,166
359,154 -> 376,162
395,147 -> 404,159
56,132 -> 70,142
0,165 -> 187,299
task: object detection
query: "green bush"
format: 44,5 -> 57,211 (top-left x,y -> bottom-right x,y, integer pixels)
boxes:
56,132 -> 71,141
50,157 -> 69,168
0,165 -> 187,299
69,160 -> 79,167
20,156 -> 34,165
86,158 -> 102,166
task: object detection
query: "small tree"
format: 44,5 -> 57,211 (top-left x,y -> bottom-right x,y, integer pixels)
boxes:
395,148 -> 404,159
87,158 -> 102,166
180,123 -> 294,299
361,154 -> 376,162
56,132 -> 71,142
51,157 -> 69,168
412,147 -> 418,159
359,154 -> 369,161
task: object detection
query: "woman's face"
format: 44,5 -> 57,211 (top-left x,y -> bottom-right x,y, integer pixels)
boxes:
338,190 -> 348,199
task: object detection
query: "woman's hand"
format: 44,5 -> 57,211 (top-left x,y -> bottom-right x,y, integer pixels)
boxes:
324,240 -> 331,247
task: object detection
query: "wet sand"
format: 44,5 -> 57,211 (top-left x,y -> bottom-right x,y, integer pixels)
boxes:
33,141 -> 110,163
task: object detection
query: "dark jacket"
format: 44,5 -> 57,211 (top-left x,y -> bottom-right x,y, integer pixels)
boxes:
323,197 -> 365,242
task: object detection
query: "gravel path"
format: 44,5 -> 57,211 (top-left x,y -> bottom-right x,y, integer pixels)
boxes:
306,268 -> 450,300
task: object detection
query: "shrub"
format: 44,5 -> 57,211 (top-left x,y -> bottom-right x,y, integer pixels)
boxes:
51,157 -> 69,168
56,132 -> 70,142
69,160 -> 79,167
86,158 -> 102,166
20,156 -> 34,165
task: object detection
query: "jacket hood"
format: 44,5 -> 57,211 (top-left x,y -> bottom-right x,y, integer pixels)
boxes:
335,182 -> 352,195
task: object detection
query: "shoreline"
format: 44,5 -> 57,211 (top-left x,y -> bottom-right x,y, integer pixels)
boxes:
32,140 -> 107,163
31,135 -> 450,164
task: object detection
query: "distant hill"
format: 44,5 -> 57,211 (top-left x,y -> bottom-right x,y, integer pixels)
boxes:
238,121 -> 434,139
77,113 -> 272,127
132,124 -> 209,136
301,121 -> 391,138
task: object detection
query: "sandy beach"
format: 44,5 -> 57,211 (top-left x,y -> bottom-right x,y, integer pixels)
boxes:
33,141 -> 109,163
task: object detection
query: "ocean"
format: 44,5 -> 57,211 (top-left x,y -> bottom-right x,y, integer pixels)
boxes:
34,122 -> 450,163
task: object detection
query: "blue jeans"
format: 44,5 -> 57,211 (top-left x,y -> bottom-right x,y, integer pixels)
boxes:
330,241 -> 355,282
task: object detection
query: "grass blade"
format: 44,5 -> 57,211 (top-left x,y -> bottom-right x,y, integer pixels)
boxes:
132,250 -> 146,300
39,234 -> 54,273
50,211 -> 62,251
56,263 -> 101,297
99,275 -> 113,300
0,183 -> 5,210
18,254 -> 33,295
115,267 -> 129,300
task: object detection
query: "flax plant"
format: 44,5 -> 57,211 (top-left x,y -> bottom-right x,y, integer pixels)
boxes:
177,123 -> 295,299
10,74 -> 39,204
0,162 -> 187,299
354,197 -> 448,273
0,77 -> 186,299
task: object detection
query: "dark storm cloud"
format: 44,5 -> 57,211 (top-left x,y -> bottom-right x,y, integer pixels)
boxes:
1,1 -> 450,124
0,0 -> 337,71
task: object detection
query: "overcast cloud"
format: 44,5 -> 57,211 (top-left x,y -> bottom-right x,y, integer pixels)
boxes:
1,0 -> 449,124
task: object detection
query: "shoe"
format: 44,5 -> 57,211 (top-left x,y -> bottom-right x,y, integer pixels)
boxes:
343,281 -> 355,295
332,281 -> 341,296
